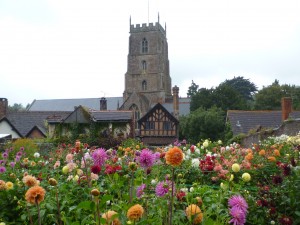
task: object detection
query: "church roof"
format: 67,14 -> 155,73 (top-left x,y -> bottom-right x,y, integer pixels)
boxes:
28,97 -> 123,112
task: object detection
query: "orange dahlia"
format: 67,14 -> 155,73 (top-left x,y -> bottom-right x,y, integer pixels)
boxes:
185,204 -> 203,224
102,210 -> 121,225
165,146 -> 183,166
274,149 -> 280,157
259,149 -> 266,156
127,204 -> 144,221
25,185 -> 46,205
268,156 -> 276,162
0,180 -> 6,191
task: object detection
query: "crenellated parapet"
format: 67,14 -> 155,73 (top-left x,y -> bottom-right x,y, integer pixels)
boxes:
130,22 -> 166,36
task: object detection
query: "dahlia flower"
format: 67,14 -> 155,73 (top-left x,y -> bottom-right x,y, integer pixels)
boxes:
25,185 -> 46,205
91,148 -> 108,167
127,204 -> 144,221
138,149 -> 155,169
185,204 -> 203,224
165,146 -> 183,166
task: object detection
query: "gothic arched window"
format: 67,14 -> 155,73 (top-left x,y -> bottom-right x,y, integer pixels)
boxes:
142,38 -> 148,53
142,60 -> 147,70
142,80 -> 147,90
130,104 -> 140,129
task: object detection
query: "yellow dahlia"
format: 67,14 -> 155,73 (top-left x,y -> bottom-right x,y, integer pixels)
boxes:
127,204 -> 144,221
185,204 -> 203,224
165,147 -> 183,166
231,163 -> 240,172
5,181 -> 14,190
102,210 -> 121,225
25,185 -> 46,205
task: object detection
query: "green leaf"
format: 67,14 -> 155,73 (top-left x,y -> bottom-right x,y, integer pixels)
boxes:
71,222 -> 80,225
77,201 -> 94,210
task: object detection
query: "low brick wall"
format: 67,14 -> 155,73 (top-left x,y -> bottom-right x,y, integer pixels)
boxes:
241,119 -> 300,147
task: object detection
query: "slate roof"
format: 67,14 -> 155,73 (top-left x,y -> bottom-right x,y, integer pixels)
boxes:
28,97 -> 123,112
28,97 -> 191,116
5,111 -> 70,137
227,110 -> 300,136
90,110 -> 133,122
159,97 -> 191,116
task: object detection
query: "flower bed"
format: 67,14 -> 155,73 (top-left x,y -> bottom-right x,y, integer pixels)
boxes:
0,135 -> 299,225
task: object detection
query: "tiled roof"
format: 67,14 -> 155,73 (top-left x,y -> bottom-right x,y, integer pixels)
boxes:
6,111 -> 70,137
28,97 -> 123,111
90,110 -> 133,122
227,110 -> 300,136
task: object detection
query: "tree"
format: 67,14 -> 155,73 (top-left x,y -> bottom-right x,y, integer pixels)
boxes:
187,80 -> 199,98
179,106 -> 226,143
8,103 -> 27,112
222,76 -> 258,101
254,80 -> 300,110
190,84 -> 248,112
213,83 -> 248,111
190,88 -> 214,111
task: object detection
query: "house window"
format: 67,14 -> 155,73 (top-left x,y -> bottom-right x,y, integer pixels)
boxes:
142,38 -> 148,53
145,121 -> 155,130
142,80 -> 147,91
163,121 -> 171,130
142,60 -> 147,70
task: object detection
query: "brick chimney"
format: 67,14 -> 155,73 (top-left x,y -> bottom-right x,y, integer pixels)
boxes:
0,98 -> 8,119
172,86 -> 179,119
100,97 -> 107,110
281,97 -> 292,121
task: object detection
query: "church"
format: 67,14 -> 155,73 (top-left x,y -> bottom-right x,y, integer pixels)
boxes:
1,17 -> 190,145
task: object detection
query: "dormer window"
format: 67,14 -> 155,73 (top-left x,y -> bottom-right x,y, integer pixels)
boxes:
142,38 -> 148,53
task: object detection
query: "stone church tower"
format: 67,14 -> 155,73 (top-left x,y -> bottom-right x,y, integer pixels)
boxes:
121,17 -> 172,122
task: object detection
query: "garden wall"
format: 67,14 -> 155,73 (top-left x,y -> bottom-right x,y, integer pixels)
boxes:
241,119 -> 300,147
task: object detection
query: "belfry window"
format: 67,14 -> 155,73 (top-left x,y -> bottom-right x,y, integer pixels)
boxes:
142,60 -> 147,70
142,38 -> 148,53
142,80 -> 147,90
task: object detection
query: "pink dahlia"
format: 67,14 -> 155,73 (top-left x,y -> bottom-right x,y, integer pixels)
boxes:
136,184 -> 146,198
229,206 -> 246,225
91,148 -> 108,167
228,195 -> 248,214
155,180 -> 174,197
138,149 -> 155,169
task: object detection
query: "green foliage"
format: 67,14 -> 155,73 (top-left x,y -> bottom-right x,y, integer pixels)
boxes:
190,88 -> 214,111
254,80 -> 300,110
187,80 -> 199,98
5,138 -> 39,159
179,106 -> 226,143
222,76 -> 258,101
8,103 -> 28,112
213,83 -> 248,111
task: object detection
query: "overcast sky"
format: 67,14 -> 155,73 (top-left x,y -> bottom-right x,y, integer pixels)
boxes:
1,0 -> 300,106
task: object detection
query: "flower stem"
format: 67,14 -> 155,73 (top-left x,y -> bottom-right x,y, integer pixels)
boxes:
36,199 -> 41,225
96,197 -> 100,225
26,204 -> 33,225
169,167 -> 175,225
56,187 -> 62,225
